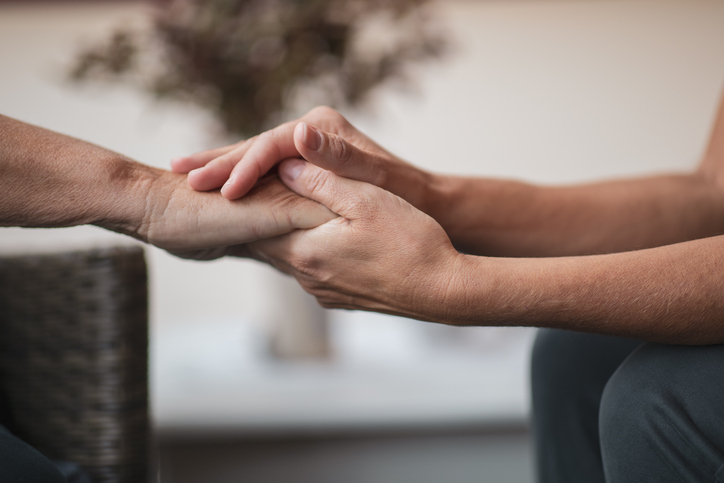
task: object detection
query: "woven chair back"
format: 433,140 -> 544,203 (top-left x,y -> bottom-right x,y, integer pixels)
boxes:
0,246 -> 149,483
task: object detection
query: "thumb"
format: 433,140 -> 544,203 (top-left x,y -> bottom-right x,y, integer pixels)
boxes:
278,158 -> 376,219
294,122 -> 385,186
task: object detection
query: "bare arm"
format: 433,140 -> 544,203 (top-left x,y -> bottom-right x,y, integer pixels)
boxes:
430,172 -> 724,257
0,114 -> 334,258
428,88 -> 724,256
247,159 -> 724,345
175,92 -> 724,257
453,236 -> 724,345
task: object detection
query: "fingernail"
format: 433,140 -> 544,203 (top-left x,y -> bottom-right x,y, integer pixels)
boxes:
221,174 -> 236,196
301,122 -> 322,151
282,159 -> 306,181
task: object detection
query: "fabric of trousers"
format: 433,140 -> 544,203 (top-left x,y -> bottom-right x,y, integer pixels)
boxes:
531,329 -> 724,483
0,424 -> 66,483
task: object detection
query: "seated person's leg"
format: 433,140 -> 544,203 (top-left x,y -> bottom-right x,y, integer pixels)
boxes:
531,329 -> 642,483
600,342 -> 724,483
0,425 -> 66,483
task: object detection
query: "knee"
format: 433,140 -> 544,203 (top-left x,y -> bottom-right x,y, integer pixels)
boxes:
598,343 -> 721,482
598,345 -> 653,459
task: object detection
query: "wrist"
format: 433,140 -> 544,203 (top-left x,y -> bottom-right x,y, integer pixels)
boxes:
386,161 -> 446,218
92,157 -> 164,242
418,173 -> 463,235
427,251 -> 485,325
438,254 -> 518,327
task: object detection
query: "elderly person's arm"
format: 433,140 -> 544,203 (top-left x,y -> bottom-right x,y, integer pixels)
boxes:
0,114 -> 334,259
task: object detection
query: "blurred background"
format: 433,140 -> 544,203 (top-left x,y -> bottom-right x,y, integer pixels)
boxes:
1,0 -> 723,482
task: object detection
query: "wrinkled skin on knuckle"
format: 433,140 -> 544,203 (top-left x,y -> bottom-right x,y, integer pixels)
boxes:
302,167 -> 333,199
343,185 -> 380,219
302,107 -> 396,172
328,134 -> 352,164
293,252 -> 326,280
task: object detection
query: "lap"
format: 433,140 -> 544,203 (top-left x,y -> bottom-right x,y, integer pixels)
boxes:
600,342 -> 724,483
531,329 -> 642,483
532,329 -> 724,483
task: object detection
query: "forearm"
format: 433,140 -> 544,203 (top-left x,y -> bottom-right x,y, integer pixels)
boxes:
0,114 -> 336,257
427,172 -> 724,257
0,114 -> 154,236
447,235 -> 724,344
428,86 -> 724,257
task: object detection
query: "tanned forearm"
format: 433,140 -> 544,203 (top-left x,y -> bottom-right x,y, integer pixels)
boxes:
425,88 -> 724,258
0,114 -> 335,259
428,172 -> 724,257
448,233 -> 724,345
0,114 -> 155,235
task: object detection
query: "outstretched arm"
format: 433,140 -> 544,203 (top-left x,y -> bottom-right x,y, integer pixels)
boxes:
177,88 -> 724,257
0,114 -> 334,259
247,159 -> 724,345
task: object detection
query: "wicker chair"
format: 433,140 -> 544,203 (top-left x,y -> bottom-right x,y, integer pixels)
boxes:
0,246 -> 150,483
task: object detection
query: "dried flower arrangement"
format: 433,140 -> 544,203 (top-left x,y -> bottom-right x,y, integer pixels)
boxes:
70,0 -> 446,138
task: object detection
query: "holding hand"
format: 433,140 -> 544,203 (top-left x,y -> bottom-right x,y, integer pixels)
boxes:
171,107 -> 436,213
246,158 -> 463,323
139,170 -> 336,260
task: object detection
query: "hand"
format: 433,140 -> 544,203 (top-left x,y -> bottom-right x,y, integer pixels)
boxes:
133,168 -> 336,260
245,158 -> 463,322
171,106 -> 436,213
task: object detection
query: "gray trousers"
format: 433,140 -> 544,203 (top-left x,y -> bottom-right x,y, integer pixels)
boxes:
531,329 -> 724,483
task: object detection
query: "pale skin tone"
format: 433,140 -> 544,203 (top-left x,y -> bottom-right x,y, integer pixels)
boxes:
0,114 -> 334,260
174,87 -> 724,345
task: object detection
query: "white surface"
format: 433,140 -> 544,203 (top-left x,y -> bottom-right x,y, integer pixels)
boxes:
152,317 -> 534,435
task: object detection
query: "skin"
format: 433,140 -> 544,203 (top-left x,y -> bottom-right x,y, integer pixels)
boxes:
176,88 -> 724,345
0,114 -> 335,260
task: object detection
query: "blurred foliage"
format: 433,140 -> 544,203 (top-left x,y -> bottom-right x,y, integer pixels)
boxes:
70,0 -> 447,137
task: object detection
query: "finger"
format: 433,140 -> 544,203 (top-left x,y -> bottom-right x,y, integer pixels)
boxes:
220,121 -> 300,199
187,154 -> 238,191
278,158 -> 378,218
187,137 -> 259,191
294,122 -> 385,187
170,143 -> 241,173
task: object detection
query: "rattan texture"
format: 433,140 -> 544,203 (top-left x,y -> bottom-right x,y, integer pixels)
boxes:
0,246 -> 149,483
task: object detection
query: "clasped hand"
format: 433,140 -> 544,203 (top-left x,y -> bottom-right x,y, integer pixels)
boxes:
172,107 -> 463,322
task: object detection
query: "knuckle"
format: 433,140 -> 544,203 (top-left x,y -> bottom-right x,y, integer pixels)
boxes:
293,253 -> 322,276
349,185 -> 376,211
368,157 -> 389,187
256,130 -> 275,147
328,135 -> 352,163
303,167 -> 331,197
